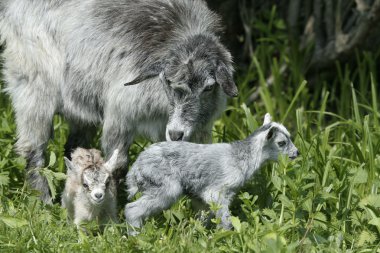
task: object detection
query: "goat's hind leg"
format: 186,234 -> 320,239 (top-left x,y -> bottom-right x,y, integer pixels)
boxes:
125,183 -> 182,234
6,72 -> 57,204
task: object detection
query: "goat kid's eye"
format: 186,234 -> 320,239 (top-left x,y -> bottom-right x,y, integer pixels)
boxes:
278,141 -> 286,147
83,183 -> 89,189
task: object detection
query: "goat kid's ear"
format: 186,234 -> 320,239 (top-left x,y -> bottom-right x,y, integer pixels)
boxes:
104,149 -> 119,173
124,62 -> 164,86
266,127 -> 277,140
64,157 -> 78,172
216,63 -> 238,97
263,113 -> 272,125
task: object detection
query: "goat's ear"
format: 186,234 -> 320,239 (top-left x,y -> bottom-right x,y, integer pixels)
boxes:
263,113 -> 272,125
266,127 -> 277,140
64,157 -> 77,172
216,63 -> 238,97
104,149 -> 119,173
124,62 -> 164,86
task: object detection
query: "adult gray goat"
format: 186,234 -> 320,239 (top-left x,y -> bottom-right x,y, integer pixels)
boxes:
0,0 -> 237,204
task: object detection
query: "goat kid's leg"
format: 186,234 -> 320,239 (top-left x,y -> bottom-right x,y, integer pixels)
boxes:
125,183 -> 182,234
201,190 -> 232,230
7,74 -> 57,204
192,197 -> 212,226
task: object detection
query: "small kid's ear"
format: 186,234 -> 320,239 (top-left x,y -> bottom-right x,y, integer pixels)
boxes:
64,157 -> 77,172
105,149 -> 119,173
266,127 -> 277,140
263,113 -> 272,125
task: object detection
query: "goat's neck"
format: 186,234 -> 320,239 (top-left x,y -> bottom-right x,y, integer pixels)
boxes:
233,137 -> 266,183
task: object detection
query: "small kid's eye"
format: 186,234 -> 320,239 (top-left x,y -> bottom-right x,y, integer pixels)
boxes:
83,183 -> 89,189
278,141 -> 286,147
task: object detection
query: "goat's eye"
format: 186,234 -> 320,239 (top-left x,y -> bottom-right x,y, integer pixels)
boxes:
174,89 -> 185,100
278,141 -> 286,147
83,183 -> 89,189
204,84 -> 215,92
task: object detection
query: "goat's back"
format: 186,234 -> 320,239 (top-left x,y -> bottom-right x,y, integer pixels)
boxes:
0,0 -> 222,124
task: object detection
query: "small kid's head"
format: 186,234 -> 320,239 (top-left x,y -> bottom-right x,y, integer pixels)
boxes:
259,113 -> 299,161
64,149 -> 119,205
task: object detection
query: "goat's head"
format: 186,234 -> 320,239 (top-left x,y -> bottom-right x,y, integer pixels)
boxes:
64,149 -> 118,205
255,114 -> 299,161
125,35 -> 238,141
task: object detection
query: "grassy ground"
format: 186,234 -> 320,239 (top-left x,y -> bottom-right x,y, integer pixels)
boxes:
1,14 -> 380,253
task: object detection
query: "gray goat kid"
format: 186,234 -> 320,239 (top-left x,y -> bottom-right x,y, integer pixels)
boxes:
62,148 -> 118,227
0,0 -> 237,204
125,114 -> 299,231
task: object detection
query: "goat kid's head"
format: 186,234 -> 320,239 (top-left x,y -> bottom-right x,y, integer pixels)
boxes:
124,35 -> 238,141
64,149 -> 118,205
259,113 -> 299,161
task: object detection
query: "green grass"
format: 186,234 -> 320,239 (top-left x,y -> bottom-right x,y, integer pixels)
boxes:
1,13 -> 380,252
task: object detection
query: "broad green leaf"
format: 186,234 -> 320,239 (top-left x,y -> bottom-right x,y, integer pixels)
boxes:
359,194 -> 380,208
0,216 -> 28,228
213,230 -> 236,241
262,208 -> 277,220
0,172 -> 9,186
357,230 -> 377,247
353,169 -> 368,184
230,216 -> 241,233
271,174 -> 282,191
369,217 -> 380,229
279,195 -> 294,209
48,152 -> 57,167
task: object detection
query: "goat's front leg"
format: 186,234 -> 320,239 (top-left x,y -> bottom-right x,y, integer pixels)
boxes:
192,197 -> 212,227
101,117 -> 134,182
8,72 -> 57,204
201,190 -> 232,230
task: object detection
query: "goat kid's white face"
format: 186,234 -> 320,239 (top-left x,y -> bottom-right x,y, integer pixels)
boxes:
82,169 -> 111,205
65,150 -> 119,205
262,114 -> 299,161
264,128 -> 299,161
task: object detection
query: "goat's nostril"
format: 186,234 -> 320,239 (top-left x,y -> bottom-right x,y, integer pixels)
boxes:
169,130 -> 184,141
95,193 -> 103,199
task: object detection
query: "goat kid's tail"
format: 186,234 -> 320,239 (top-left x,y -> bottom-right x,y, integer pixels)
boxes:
126,173 -> 138,201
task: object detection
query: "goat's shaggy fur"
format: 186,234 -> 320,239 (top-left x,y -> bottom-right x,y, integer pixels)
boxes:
125,114 -> 299,231
62,148 -> 118,227
0,0 -> 237,203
